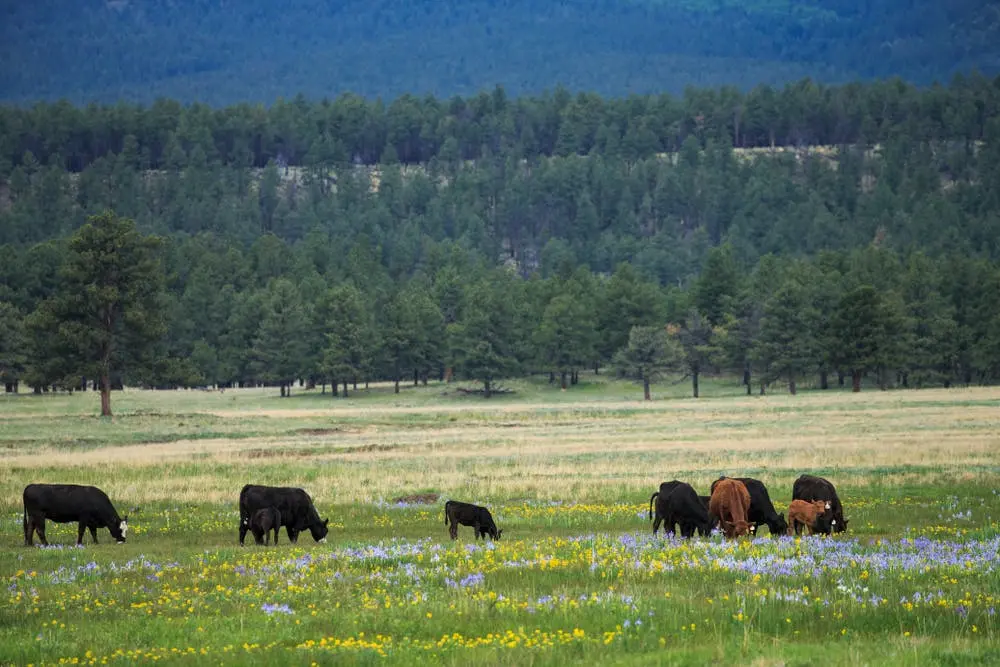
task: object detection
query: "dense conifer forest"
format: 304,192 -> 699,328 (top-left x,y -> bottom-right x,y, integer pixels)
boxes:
2,76 -> 1000,399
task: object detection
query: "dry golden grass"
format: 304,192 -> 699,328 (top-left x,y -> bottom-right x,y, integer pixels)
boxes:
2,385 -> 999,507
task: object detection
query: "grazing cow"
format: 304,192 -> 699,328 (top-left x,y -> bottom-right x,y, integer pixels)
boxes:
238,485 -> 329,545
793,474 -> 848,533
249,507 -> 282,545
711,476 -> 787,537
787,499 -> 835,536
708,478 -> 755,538
444,500 -> 502,540
648,480 -> 683,521
23,484 -> 128,546
650,480 -> 713,538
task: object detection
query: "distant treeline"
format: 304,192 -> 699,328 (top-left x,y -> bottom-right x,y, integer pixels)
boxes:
1,75 -> 998,172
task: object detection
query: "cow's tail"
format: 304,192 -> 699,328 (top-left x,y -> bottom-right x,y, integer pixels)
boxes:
648,493 -> 658,521
444,501 -> 451,525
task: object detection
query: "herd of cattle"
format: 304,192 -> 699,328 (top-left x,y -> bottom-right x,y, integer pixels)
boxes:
20,475 -> 846,547
649,475 -> 848,539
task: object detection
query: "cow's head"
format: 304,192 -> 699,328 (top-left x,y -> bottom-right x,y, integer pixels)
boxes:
723,519 -> 754,538
114,516 -> 128,544
836,518 -> 849,533
771,513 -> 788,537
310,518 -> 330,543
493,528 -> 503,541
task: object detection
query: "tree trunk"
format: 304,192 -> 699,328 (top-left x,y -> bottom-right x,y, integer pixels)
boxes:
692,370 -> 699,399
343,380 -> 349,398
33,386 -> 41,395
560,371 -> 567,390
643,377 -> 651,401
837,371 -> 845,387
422,373 -> 428,386
878,366 -> 887,391
820,370 -> 828,390
80,376 -> 87,391
5,382 -> 13,393
353,377 -> 357,390
788,376 -> 797,395
571,370 -> 578,385
743,365 -> 751,396
306,378 -> 316,390
321,382 -> 326,394
332,382 -> 338,397
280,384 -> 286,397
549,371 -> 555,384
594,363 -> 600,375
851,370 -> 862,392
484,379 -> 492,399
414,368 -> 419,386
901,372 -> 909,388
760,380 -> 766,395
100,373 -> 112,417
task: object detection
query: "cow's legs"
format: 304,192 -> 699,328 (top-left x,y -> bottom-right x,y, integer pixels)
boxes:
89,525 -> 99,544
272,526 -> 279,545
34,518 -> 48,546
239,516 -> 249,546
652,515 -> 662,535
23,514 -> 32,546
448,521 -> 458,540
286,525 -> 297,543
77,522 -> 86,546
473,521 -> 482,539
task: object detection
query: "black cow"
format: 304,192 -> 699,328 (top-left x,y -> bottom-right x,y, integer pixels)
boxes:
444,500 -> 502,540
649,480 -> 712,538
793,474 -> 848,533
238,485 -> 329,545
23,484 -> 128,546
249,507 -> 282,545
711,477 -> 787,537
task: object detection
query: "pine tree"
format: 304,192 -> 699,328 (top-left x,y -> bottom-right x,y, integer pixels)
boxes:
752,279 -> 820,394
448,277 -> 522,397
0,301 -> 27,392
30,211 -> 166,415
250,279 -> 309,396
613,325 -> 681,400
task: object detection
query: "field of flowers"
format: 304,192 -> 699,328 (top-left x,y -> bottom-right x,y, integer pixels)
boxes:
2,382 -> 1000,664
2,492 -> 1000,666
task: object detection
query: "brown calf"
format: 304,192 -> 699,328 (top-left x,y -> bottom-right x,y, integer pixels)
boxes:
709,478 -> 754,538
787,499 -> 833,536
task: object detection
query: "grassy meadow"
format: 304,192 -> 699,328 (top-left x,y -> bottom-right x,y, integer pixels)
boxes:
1,375 -> 999,665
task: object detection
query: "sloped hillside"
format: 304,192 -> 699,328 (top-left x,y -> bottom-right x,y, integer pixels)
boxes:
2,0 -> 998,104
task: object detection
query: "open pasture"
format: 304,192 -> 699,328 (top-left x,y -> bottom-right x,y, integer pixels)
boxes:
2,379 -> 1000,665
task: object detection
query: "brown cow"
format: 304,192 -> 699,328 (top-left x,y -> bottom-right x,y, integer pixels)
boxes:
787,499 -> 834,536
708,478 -> 755,538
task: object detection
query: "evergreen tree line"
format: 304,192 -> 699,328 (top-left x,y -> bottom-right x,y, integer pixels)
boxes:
2,75 -> 998,175
3,100 -> 1000,280
2,216 -> 1000,401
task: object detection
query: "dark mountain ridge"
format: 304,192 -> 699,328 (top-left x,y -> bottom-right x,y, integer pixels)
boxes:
2,0 -> 999,105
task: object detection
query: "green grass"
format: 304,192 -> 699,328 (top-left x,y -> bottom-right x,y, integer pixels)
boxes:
1,379 -> 999,664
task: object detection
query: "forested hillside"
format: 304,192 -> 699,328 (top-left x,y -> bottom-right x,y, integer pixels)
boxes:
2,78 -> 1000,399
2,0 -> 999,104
